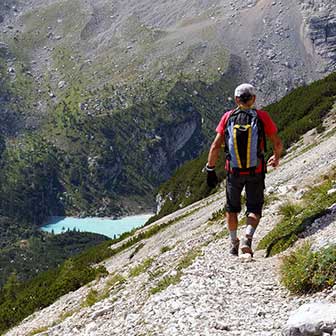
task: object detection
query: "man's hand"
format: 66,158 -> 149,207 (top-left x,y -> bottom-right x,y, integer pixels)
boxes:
205,165 -> 218,188
268,133 -> 283,168
267,155 -> 280,168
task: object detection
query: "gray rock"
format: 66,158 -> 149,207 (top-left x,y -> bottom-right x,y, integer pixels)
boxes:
327,188 -> 336,196
285,303 -> 336,335
58,81 -> 66,89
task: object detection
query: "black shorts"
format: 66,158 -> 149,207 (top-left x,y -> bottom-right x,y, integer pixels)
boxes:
225,173 -> 265,216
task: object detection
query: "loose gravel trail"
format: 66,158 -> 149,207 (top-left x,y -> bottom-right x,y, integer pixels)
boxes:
6,127 -> 336,336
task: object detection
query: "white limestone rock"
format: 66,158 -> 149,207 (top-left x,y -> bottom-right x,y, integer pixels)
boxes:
285,303 -> 336,335
328,188 -> 336,196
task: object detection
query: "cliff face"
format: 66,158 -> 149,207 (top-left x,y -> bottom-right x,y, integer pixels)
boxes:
301,0 -> 336,73
147,113 -> 203,181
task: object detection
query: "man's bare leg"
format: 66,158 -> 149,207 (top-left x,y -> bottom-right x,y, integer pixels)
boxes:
241,213 -> 260,255
246,213 -> 260,238
226,211 -> 239,232
226,212 -> 240,255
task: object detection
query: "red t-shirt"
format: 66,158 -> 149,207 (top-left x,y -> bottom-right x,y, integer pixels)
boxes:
216,109 -> 278,173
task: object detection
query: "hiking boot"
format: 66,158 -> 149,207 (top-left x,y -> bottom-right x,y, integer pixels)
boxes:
229,239 -> 240,256
241,237 -> 253,256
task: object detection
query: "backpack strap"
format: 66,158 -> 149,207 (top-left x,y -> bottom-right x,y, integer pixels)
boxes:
224,107 -> 240,161
255,110 -> 267,178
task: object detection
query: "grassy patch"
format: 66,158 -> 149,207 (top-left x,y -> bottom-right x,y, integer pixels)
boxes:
28,327 -> 49,336
81,288 -> 109,307
160,245 -> 174,254
258,169 -> 336,256
213,228 -> 229,241
264,193 -> 280,207
81,273 -> 127,308
150,246 -> 203,295
150,274 -> 181,295
208,207 -> 226,223
105,273 -> 126,288
280,242 -> 336,294
148,268 -> 165,280
278,202 -> 303,219
56,309 -> 78,323
129,258 -> 154,277
177,248 -> 203,270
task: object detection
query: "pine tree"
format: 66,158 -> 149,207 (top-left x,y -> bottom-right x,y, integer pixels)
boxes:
3,272 -> 20,301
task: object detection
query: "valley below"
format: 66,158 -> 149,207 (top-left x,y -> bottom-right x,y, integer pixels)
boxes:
0,1 -> 336,334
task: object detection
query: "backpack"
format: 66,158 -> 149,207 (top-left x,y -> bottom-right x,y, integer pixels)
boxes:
224,108 -> 267,175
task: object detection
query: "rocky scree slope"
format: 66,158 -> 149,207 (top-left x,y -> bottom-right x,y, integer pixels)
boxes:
1,0 -> 335,116
5,109 -> 336,335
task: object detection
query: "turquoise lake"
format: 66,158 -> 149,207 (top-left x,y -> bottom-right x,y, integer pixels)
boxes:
41,214 -> 153,238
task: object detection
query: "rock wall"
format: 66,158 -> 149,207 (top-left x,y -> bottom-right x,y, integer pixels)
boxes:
301,0 -> 336,73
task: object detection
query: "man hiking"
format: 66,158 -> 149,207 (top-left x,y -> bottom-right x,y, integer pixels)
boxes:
206,83 -> 283,256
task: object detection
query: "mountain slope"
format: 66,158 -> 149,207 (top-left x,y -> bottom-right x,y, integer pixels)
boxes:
4,102 -> 336,336
0,0 -> 335,217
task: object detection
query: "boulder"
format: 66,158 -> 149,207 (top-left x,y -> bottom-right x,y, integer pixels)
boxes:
284,303 -> 336,335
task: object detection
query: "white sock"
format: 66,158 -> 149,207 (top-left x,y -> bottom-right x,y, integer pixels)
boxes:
245,225 -> 256,238
229,230 -> 238,241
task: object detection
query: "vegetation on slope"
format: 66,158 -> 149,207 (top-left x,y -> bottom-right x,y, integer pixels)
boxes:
280,242 -> 336,294
0,64 -> 240,225
257,168 -> 336,256
0,229 -> 109,288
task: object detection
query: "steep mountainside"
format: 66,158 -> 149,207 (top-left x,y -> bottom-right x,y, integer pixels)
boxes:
3,98 -> 336,336
0,0 -> 335,215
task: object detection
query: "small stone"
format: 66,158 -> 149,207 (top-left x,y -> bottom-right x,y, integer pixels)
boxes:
58,81 -> 66,89
211,321 -> 230,331
239,253 -> 253,262
327,188 -> 336,196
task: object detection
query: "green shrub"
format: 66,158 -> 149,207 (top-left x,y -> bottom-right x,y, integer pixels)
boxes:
82,289 -> 101,307
281,242 -> 336,294
129,258 -> 154,277
150,274 -> 181,295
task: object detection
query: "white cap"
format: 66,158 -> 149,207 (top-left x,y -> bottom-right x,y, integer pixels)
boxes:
234,83 -> 256,97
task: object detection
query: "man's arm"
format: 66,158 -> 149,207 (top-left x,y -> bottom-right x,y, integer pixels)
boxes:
267,133 -> 283,168
207,133 -> 224,167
